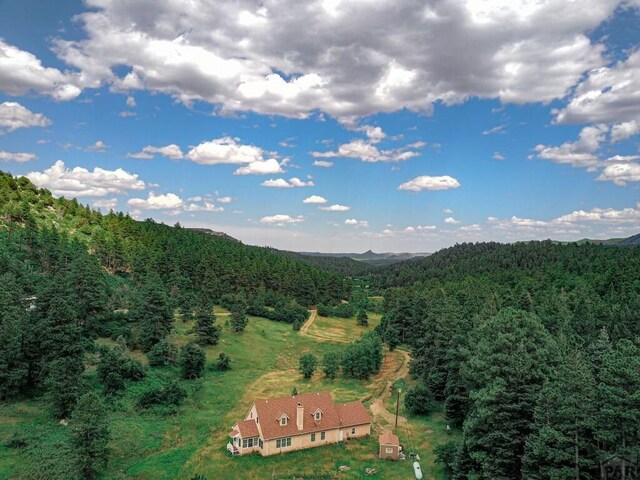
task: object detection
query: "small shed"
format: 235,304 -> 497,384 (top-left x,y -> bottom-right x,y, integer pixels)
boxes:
378,431 -> 401,460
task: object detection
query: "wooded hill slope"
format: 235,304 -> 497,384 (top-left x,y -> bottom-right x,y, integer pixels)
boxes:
372,240 -> 640,479
0,170 -> 350,310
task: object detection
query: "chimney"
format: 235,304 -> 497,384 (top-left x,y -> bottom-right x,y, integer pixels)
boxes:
296,402 -> 304,431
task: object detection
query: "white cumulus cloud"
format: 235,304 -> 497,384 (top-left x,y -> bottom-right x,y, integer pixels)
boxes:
0,102 -> 51,134
128,192 -> 184,210
319,204 -> 351,212
0,39 -> 81,100
303,195 -> 327,204
27,160 -> 146,197
234,158 -> 283,175
345,218 -> 369,227
398,175 -> 461,191
596,163 -> 640,186
0,150 -> 37,163
261,177 -> 314,188
260,214 -> 305,225
128,144 -> 184,160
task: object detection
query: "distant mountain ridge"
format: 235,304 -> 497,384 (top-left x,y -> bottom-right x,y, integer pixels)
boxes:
297,249 -> 431,267
564,233 -> 640,247
611,233 -> 640,247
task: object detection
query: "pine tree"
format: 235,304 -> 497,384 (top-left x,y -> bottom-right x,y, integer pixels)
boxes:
133,275 -> 173,351
357,309 -> 369,326
46,356 -> 85,419
194,306 -> 221,345
70,392 -> 110,480
460,308 -> 556,479
0,273 -> 28,399
594,340 -> 640,473
523,350 -> 597,479
230,309 -> 248,333
179,342 -> 206,379
147,338 -> 178,367
213,352 -> 231,371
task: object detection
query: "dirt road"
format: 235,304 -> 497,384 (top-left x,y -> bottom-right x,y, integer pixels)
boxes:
370,349 -> 411,426
300,308 -> 317,334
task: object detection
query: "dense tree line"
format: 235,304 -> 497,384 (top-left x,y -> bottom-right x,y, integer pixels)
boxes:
375,241 -> 640,479
270,248 -> 377,276
0,171 -> 350,311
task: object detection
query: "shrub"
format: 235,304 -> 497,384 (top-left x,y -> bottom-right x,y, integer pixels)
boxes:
179,342 -> 206,379
137,381 -> 187,413
212,352 -> 231,371
147,339 -> 178,367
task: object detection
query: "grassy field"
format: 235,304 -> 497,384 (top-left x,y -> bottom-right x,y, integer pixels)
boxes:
0,310 -> 456,480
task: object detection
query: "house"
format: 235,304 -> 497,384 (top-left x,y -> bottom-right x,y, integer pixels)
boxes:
227,391 -> 371,456
378,431 -> 403,460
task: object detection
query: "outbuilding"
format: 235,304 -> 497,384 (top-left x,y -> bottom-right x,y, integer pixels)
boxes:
378,431 -> 401,460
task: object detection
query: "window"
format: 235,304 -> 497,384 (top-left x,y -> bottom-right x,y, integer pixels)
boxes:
243,438 -> 257,448
315,411 -> 321,420
276,437 -> 292,449
256,416 -> 259,424
311,433 -> 316,442
320,431 -> 325,440
351,427 -> 356,435
259,439 -> 263,448
280,416 -> 287,426
385,447 -> 394,454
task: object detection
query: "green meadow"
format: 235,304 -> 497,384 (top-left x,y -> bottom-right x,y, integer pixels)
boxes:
0,310 -> 456,479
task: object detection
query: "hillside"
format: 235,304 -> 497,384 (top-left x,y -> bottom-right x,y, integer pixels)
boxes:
373,239 -> 640,479
613,232 -> 640,246
298,249 -> 431,267
0,170 -> 350,307
271,249 -> 377,276
368,239 -> 640,290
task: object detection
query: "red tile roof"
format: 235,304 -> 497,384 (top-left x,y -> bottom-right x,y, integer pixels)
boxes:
235,419 -> 259,438
251,391 -> 371,440
336,401 -> 372,427
379,431 -> 399,446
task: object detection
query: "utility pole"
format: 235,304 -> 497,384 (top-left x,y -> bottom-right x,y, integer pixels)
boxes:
395,388 -> 401,428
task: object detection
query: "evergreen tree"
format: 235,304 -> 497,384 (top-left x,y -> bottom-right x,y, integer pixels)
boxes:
357,309 -> 369,326
230,309 -> 248,333
213,352 -> 231,371
70,392 -> 110,480
133,275 -> 173,351
46,356 -> 85,419
147,338 -> 178,367
299,352 -> 318,379
523,350 -> 597,479
460,308 -> 556,479
179,342 -> 206,379
404,383 -> 434,415
594,340 -> 640,472
194,306 -> 221,346
0,273 -> 28,399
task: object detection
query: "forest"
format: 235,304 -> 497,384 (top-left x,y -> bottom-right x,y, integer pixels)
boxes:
1,168 -> 639,479
374,241 -> 640,478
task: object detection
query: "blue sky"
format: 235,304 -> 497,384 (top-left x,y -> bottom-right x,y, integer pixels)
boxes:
0,0 -> 639,252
